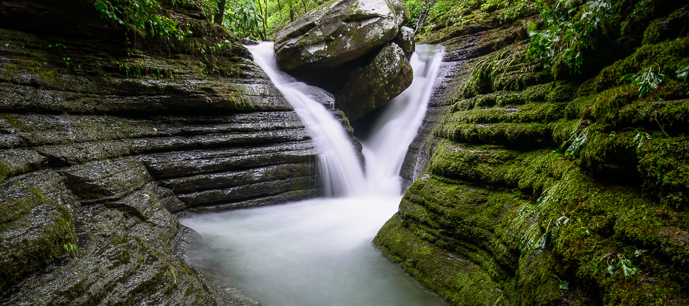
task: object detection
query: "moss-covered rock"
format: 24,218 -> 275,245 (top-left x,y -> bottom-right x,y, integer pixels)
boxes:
380,3 -> 689,305
0,0 -> 333,302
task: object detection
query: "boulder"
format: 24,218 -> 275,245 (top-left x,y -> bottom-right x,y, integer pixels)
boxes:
393,26 -> 415,58
335,43 -> 413,120
274,0 -> 400,76
389,0 -> 411,26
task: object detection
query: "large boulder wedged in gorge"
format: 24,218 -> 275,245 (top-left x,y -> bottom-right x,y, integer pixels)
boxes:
274,0 -> 401,76
335,43 -> 412,120
274,0 -> 415,119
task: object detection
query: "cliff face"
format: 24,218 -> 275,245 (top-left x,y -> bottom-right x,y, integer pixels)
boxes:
380,3 -> 689,305
0,0 -> 322,303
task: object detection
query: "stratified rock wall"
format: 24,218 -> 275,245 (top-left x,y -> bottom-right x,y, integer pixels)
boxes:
380,3 -> 689,305
0,0 -> 322,303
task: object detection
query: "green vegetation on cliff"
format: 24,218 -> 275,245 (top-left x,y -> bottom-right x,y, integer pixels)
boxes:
377,0 -> 689,305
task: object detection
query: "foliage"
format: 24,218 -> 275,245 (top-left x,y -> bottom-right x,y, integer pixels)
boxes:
554,129 -> 588,158
527,0 -> 657,75
594,251 -> 642,277
678,65 -> 689,81
405,0 -> 434,29
527,0 -> 618,74
92,0 -> 190,41
620,64 -> 665,97
219,0 -> 323,40
223,0 -> 264,39
63,231 -> 79,259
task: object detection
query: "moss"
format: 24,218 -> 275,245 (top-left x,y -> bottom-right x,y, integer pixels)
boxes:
0,162 -> 9,184
0,185 -> 75,290
433,121 -> 559,148
637,136 -> 689,209
381,3 -> 689,305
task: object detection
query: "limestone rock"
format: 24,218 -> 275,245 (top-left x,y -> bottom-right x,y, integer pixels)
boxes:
274,0 -> 400,75
0,0 -> 331,303
335,43 -> 413,120
393,26 -> 415,58
389,0 -> 411,26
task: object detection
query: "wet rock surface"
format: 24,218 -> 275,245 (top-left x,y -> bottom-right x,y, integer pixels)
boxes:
274,0 -> 414,119
274,0 -> 400,74
335,43 -> 413,120
0,0 -> 330,303
380,4 -> 689,305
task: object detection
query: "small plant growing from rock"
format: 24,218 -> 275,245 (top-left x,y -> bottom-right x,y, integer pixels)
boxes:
594,249 -> 645,277
554,130 -> 588,158
63,231 -> 79,259
620,64 -> 665,97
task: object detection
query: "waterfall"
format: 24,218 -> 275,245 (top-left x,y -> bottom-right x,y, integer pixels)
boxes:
247,42 -> 444,196
361,45 -> 445,195
181,43 -> 447,306
247,43 -> 367,197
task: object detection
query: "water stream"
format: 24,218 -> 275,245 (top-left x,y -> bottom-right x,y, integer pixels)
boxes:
181,43 -> 447,306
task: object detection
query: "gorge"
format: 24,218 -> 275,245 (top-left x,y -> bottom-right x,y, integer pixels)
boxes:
2,0 -> 689,305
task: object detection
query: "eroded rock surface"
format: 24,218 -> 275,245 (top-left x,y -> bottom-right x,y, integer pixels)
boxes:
274,0 -> 400,74
378,3 -> 689,305
274,0 -> 414,119
335,43 -> 413,120
0,0 -> 343,303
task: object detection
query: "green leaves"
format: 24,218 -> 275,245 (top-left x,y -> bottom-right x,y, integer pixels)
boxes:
595,251 -> 643,277
620,64 -> 665,97
558,280 -> 569,290
677,65 -> 689,81
224,0 -> 263,40
554,130 -> 588,158
91,0 -> 189,42
633,132 -> 651,149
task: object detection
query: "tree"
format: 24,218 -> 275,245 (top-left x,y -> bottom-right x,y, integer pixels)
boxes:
215,0 -> 227,24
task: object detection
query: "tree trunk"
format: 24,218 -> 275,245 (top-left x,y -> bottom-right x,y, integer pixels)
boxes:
256,0 -> 268,39
214,0 -> 227,25
290,4 -> 294,22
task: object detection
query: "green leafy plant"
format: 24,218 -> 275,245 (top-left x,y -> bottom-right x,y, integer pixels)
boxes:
63,231 -> 79,259
633,132 -> 651,149
49,43 -> 67,51
621,64 -> 665,97
63,57 -> 72,68
678,65 -> 689,81
518,186 -> 570,255
527,0 -> 619,74
224,0 -> 264,40
594,251 -> 643,277
91,0 -> 190,42
554,129 -> 588,158
553,275 -> 569,290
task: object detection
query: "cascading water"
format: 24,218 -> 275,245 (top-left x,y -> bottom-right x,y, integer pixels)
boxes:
248,43 -> 366,197
181,43 -> 447,306
361,45 -> 445,195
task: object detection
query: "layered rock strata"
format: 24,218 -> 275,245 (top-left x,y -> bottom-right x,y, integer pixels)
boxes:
0,0 -> 333,303
379,4 -> 689,305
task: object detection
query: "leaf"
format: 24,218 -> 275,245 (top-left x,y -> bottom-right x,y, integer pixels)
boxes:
621,260 -> 638,276
559,280 -> 569,290
534,233 -> 548,249
634,249 -> 648,257
620,73 -> 636,81
677,65 -> 689,81
607,264 -> 615,275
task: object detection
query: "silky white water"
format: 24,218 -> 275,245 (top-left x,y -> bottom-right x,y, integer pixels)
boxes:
181,43 -> 446,306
